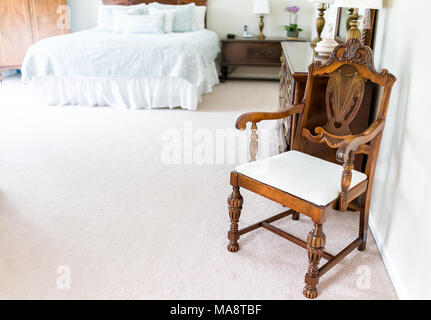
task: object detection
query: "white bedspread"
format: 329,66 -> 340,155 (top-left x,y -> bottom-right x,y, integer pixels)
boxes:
21,29 -> 220,86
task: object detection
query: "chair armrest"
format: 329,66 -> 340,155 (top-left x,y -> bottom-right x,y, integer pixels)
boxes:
336,119 -> 386,163
235,104 -> 305,130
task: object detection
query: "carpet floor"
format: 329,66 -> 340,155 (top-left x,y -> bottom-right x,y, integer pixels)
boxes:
0,75 -> 397,299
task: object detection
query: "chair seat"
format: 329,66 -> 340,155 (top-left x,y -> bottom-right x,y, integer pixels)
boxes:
235,151 -> 368,206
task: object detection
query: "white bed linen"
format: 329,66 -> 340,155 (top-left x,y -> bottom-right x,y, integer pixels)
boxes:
28,61 -> 219,110
21,29 -> 220,110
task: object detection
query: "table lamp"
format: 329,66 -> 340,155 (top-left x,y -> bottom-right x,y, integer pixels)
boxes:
309,0 -> 335,48
334,0 -> 382,41
254,0 -> 271,39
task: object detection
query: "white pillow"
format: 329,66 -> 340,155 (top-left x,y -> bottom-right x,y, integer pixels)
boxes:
149,3 -> 195,32
193,6 -> 206,31
112,10 -> 128,33
98,3 -> 148,32
124,12 -> 165,34
113,6 -> 149,33
148,8 -> 176,33
128,4 -> 149,15
172,3 -> 195,32
98,5 -> 125,31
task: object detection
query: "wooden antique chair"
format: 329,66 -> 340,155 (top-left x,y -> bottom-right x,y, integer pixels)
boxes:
226,39 -> 396,299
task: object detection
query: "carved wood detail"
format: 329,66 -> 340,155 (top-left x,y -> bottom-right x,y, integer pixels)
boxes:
339,154 -> 354,212
227,186 -> 243,252
228,38 -> 397,299
247,47 -> 278,59
302,127 -> 370,156
250,123 -> 258,162
324,65 -> 365,135
304,224 -> 325,299
302,127 -> 346,148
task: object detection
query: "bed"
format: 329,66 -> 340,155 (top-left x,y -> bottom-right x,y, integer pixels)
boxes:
21,0 -> 219,111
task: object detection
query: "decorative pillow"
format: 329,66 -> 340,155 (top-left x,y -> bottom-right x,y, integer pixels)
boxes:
147,2 -> 172,9
172,3 -> 195,32
149,3 -> 205,32
113,5 -> 149,33
98,3 -> 148,32
148,8 -> 176,33
130,6 -> 149,15
112,10 -> 128,33
193,6 -> 206,31
123,12 -> 165,34
147,3 -> 195,32
98,5 -> 126,31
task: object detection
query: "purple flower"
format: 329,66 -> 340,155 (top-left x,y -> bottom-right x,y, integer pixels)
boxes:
285,5 -> 300,13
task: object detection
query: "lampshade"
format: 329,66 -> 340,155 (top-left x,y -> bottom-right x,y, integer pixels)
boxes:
334,0 -> 382,9
309,0 -> 334,4
253,0 -> 270,15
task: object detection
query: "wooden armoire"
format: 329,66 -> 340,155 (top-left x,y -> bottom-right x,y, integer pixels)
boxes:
0,0 -> 69,80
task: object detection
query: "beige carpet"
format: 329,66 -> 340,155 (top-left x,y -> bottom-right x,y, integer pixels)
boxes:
0,75 -> 397,299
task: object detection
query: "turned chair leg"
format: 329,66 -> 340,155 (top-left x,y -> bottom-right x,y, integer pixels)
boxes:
303,223 -> 325,299
227,186 -> 243,252
292,211 -> 300,221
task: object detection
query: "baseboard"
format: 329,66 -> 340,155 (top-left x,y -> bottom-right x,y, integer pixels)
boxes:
369,215 -> 409,299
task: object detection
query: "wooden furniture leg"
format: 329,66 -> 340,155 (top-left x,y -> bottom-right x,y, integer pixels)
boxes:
221,66 -> 228,83
227,186 -> 243,252
303,223 -> 325,299
358,195 -> 370,251
292,211 -> 300,221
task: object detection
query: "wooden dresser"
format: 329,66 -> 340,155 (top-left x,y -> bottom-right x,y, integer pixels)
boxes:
0,0 -> 69,80
278,42 -> 376,168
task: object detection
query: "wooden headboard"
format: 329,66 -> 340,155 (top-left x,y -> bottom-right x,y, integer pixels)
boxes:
102,1 -> 207,6
102,0 -> 208,27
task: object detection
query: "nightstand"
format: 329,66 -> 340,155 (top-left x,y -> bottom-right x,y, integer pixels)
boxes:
220,37 -> 305,82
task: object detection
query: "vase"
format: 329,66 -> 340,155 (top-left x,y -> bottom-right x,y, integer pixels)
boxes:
287,30 -> 299,39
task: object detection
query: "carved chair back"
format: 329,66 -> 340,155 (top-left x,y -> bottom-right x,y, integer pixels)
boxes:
293,39 -> 396,178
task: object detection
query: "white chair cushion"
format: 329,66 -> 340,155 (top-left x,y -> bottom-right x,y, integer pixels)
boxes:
235,151 -> 368,206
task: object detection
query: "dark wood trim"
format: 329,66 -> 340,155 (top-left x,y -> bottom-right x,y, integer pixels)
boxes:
102,0 -> 208,27
261,222 -> 334,261
318,238 -> 362,276
335,7 -> 377,48
220,38 -> 306,82
238,209 -> 294,236
0,65 -> 21,70
235,104 -> 304,130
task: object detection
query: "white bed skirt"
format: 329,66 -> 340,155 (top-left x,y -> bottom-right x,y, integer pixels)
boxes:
27,61 -> 219,111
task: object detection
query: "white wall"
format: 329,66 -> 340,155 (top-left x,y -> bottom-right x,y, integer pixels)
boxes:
67,0 -> 315,38
207,0 -> 314,40
66,0 -> 319,79
369,0 -> 431,299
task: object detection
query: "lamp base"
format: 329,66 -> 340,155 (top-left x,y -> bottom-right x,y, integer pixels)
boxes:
258,15 -> 265,40
311,4 -> 327,49
346,9 -> 362,41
